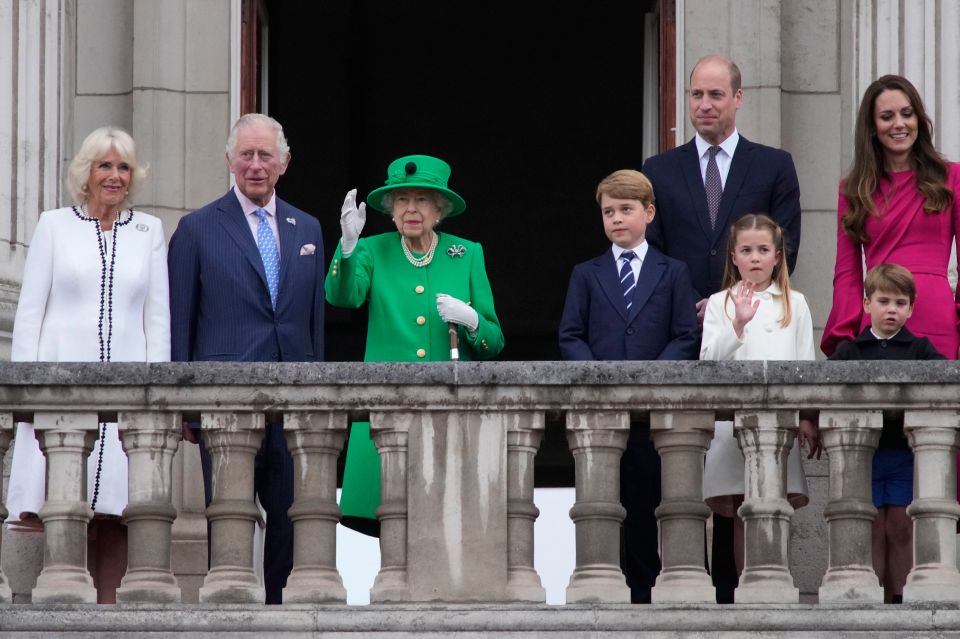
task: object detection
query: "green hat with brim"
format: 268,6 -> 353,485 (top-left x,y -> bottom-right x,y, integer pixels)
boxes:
367,154 -> 466,216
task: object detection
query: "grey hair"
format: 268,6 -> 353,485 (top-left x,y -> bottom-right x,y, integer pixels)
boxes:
66,126 -> 147,209
225,113 -> 290,164
382,190 -> 454,222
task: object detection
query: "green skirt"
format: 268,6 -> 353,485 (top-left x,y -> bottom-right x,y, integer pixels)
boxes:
339,421 -> 381,536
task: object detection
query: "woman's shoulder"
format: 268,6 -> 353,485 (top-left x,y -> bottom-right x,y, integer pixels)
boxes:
786,288 -> 810,308
39,206 -> 79,221
127,209 -> 163,227
437,232 -> 477,248
947,162 -> 960,183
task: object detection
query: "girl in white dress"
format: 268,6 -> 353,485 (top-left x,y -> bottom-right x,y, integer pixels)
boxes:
700,213 -> 821,575
6,127 -> 170,602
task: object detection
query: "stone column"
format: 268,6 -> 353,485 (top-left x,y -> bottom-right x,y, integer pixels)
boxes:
817,410 -> 883,603
0,412 -> 13,602
650,410 -> 715,603
564,410 -> 630,603
734,410 -> 799,603
505,411 -> 545,602
115,411 -> 182,603
32,411 -> 97,603
281,410 -> 348,603
903,410 -> 960,602
197,411 -> 265,604
369,411 -> 410,603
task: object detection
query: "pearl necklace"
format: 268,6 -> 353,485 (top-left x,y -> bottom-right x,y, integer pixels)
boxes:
72,204 -> 133,510
400,231 -> 438,268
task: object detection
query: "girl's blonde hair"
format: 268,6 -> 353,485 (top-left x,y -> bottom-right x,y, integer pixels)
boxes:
721,213 -> 793,328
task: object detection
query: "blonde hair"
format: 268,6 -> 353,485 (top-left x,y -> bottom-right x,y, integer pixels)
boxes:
66,127 -> 147,209
596,169 -> 655,207
864,263 -> 916,303
721,214 -> 793,328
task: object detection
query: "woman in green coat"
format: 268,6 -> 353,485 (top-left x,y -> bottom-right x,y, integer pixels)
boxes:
326,154 -> 505,534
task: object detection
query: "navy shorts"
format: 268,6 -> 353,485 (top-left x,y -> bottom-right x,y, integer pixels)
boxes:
872,448 -> 914,508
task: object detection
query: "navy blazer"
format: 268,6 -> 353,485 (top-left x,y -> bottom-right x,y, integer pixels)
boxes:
642,136 -> 801,299
558,245 -> 699,361
168,189 -> 325,362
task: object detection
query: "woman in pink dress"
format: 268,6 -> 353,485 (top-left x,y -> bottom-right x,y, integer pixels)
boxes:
822,74 -> 960,604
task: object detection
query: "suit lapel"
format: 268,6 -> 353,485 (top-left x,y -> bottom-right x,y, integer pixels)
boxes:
217,190 -> 270,292
591,250 -> 628,321
714,136 -> 754,244
276,199 -> 300,305
680,139 -> 714,240
627,247 -> 666,325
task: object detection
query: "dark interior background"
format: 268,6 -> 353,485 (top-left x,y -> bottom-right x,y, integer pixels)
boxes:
266,1 -> 658,484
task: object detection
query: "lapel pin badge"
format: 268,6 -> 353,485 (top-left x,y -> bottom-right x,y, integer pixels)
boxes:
136,223 -> 148,232
447,244 -> 466,258
286,217 -> 296,225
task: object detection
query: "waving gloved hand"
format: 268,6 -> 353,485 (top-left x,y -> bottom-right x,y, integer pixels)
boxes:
436,293 -> 479,333
340,188 -> 366,256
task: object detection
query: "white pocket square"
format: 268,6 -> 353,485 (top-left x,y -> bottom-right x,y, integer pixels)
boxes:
300,243 -> 316,256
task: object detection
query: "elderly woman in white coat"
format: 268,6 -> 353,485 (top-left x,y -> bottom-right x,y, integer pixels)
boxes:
6,126 -> 170,603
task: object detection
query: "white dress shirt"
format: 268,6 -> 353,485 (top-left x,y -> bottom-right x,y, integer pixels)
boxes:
235,185 -> 281,255
612,240 -> 649,283
695,130 -> 740,188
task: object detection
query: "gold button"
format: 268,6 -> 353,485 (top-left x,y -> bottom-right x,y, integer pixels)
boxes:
416,348 -> 426,358
415,285 -> 425,294
416,316 -> 426,325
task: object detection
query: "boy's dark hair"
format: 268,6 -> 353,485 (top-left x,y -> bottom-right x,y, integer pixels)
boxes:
596,170 -> 655,207
864,263 -> 916,303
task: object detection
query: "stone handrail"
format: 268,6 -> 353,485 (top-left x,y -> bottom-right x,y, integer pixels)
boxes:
0,360 -> 957,604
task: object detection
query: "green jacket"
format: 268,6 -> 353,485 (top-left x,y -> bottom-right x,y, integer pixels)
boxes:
325,231 -> 504,362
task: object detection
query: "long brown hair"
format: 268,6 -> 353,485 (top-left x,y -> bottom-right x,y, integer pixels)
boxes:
842,75 -> 953,244
721,214 -> 793,328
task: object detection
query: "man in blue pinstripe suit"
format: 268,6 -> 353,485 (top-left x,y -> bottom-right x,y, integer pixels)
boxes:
168,113 -> 325,604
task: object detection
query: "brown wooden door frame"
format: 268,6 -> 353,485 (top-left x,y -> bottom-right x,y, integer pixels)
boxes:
240,0 -> 268,115
658,0 -> 677,151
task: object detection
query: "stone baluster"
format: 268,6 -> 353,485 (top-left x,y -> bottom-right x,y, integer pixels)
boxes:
818,410 -> 883,603
734,410 -> 799,603
505,411 -> 546,602
282,411 -> 349,603
197,412 -> 265,603
115,411 -> 183,602
370,411 -> 411,602
32,411 -> 98,603
903,410 -> 960,601
0,412 -> 13,602
564,410 -> 630,603
650,410 -> 716,603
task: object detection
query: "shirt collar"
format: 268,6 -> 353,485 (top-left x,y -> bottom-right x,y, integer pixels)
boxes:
751,280 -> 782,301
234,184 -> 277,218
612,240 -> 649,263
864,325 -> 911,342
695,129 -> 740,159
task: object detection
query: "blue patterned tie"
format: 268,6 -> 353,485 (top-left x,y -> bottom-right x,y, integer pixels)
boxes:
620,250 -> 637,311
255,208 -> 279,309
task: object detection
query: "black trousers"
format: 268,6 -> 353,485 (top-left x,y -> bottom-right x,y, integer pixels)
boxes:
198,421 -> 294,604
620,422 -> 662,604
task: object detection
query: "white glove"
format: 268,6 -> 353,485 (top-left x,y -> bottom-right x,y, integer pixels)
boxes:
340,188 -> 366,256
436,294 -> 479,333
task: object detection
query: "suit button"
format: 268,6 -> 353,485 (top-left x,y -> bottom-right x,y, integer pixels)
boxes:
626,328 -> 635,335
710,249 -> 717,256
880,341 -> 888,348
271,352 -> 278,360
415,285 -> 425,294
416,348 -> 426,358
416,315 -> 426,325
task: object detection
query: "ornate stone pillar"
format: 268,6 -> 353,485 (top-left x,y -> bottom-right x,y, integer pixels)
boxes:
32,411 -> 97,603
564,410 -> 630,603
734,410 -> 799,603
197,411 -> 264,603
505,411 -> 545,602
650,410 -> 715,603
0,412 -> 13,602
369,411 -> 410,602
903,410 -> 960,602
281,410 -> 348,603
116,411 -> 182,603
817,410 -> 883,602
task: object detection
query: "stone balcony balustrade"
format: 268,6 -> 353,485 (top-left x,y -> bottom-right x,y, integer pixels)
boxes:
1,360 -> 959,637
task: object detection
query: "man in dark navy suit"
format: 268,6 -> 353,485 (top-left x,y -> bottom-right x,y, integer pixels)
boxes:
559,169 -> 699,603
168,113 -> 325,604
642,54 -> 802,603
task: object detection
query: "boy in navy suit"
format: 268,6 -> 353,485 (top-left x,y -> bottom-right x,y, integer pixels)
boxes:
559,169 -> 699,603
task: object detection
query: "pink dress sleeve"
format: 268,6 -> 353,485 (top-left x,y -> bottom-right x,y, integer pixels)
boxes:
821,185 -> 865,356
952,164 -> 960,350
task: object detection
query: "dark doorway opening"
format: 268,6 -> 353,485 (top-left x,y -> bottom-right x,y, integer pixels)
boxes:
267,1 -> 658,486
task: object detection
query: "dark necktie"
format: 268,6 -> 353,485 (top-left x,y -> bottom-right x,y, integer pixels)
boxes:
619,250 -> 637,311
705,145 -> 722,229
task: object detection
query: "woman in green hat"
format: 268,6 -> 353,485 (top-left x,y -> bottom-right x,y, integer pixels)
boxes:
326,154 -> 505,535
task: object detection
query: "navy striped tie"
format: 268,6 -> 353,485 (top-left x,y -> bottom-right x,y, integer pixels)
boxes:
620,250 -> 637,311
